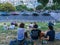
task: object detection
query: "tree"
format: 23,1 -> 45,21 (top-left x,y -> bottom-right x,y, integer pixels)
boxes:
45,7 -> 51,10
16,4 -> 34,11
0,3 -> 5,11
36,5 -> 44,10
45,2 -> 60,10
53,0 -> 60,4
3,2 -> 16,12
16,5 -> 29,11
49,2 -> 59,10
0,2 -> 16,12
37,0 -> 49,6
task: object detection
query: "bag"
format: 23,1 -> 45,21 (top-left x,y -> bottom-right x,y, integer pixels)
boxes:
31,30 -> 39,38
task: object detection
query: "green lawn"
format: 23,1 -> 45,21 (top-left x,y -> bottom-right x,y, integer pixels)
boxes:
0,22 -> 60,45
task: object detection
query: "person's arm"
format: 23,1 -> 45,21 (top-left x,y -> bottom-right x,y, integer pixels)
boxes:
41,36 -> 49,41
41,31 -> 50,40
44,36 -> 49,40
24,32 -> 28,38
44,32 -> 50,40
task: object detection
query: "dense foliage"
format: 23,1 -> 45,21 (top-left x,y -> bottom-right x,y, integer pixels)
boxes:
45,2 -> 60,10
0,2 -> 16,12
16,5 -> 34,11
36,5 -> 44,10
37,0 -> 49,6
53,0 -> 60,4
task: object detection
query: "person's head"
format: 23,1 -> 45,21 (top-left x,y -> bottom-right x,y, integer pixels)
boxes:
34,22 -> 37,25
30,22 -> 33,24
33,24 -> 38,29
48,26 -> 53,30
4,23 -> 6,25
19,23 -> 25,28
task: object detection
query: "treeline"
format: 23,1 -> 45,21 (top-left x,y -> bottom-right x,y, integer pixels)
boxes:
37,0 -> 60,10
0,0 -> 60,12
0,2 -> 16,12
0,2 -> 34,12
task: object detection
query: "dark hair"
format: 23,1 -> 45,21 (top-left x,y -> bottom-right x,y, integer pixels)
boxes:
19,23 -> 25,28
31,22 -> 33,24
48,26 -> 53,30
34,22 -> 37,25
33,24 -> 38,28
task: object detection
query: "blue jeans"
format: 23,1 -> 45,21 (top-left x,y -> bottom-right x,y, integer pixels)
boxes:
9,40 -> 17,45
9,39 -> 28,45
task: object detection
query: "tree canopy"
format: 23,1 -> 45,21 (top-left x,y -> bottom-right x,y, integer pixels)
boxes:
37,0 -> 49,6
0,2 -> 16,12
53,0 -> 60,4
36,5 -> 44,10
16,5 -> 34,11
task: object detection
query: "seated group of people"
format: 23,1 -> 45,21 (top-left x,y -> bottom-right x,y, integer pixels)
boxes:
3,22 -> 18,30
10,22 -> 55,45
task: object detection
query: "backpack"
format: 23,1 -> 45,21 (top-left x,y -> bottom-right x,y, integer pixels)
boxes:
30,30 -> 40,39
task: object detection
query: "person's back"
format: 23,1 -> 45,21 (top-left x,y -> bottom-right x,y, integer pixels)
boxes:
17,28 -> 25,40
30,24 -> 41,40
9,23 -> 26,45
31,29 -> 41,40
46,30 -> 55,41
9,25 -> 15,29
30,24 -> 41,45
45,26 -> 55,41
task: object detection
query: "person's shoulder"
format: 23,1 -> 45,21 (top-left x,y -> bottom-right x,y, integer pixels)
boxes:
31,29 -> 35,32
47,30 -> 51,33
52,30 -> 55,32
37,29 -> 41,31
31,29 -> 34,31
47,30 -> 55,33
17,28 -> 21,30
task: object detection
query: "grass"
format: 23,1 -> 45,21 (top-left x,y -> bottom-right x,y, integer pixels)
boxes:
0,22 -> 60,45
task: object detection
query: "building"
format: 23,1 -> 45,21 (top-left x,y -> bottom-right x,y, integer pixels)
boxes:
0,0 -> 40,8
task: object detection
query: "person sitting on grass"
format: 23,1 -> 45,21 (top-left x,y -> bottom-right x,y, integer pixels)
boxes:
30,24 -> 41,45
3,23 -> 8,30
17,23 -> 26,45
9,24 -> 15,30
9,23 -> 27,45
42,26 -> 55,41
11,21 -> 18,27
29,22 -> 34,29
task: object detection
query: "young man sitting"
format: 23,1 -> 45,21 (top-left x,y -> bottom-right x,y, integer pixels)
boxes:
30,24 -> 41,45
42,26 -> 55,42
